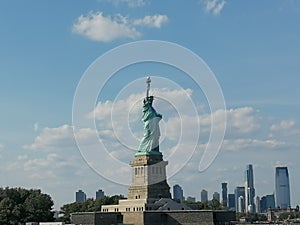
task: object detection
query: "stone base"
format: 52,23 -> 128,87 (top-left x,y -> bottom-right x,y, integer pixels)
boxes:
128,181 -> 171,199
128,154 -> 171,200
130,154 -> 164,166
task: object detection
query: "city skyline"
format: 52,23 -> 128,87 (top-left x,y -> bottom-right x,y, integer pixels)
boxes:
0,1 -> 300,210
74,164 -> 293,213
171,164 -> 295,212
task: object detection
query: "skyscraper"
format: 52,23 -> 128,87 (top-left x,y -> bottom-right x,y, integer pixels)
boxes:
173,184 -> 184,203
228,194 -> 235,210
76,190 -> 86,202
186,196 -> 196,202
255,196 -> 261,213
260,194 -> 275,212
201,189 -> 208,203
213,192 -> 220,202
275,166 -> 291,209
221,183 -> 228,208
235,186 -> 245,212
245,164 -> 255,213
238,196 -> 245,213
96,189 -> 104,199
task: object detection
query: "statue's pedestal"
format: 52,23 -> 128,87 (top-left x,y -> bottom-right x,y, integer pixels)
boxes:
101,152 -> 174,214
128,153 -> 171,200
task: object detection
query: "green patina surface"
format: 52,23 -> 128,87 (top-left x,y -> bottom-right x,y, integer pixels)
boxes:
136,96 -> 162,156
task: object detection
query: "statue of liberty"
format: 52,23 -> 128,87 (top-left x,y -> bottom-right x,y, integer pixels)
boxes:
137,77 -> 162,155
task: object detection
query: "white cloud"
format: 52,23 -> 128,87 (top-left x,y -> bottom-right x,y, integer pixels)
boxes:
23,124 -> 75,150
270,119 -> 296,131
196,107 -> 260,138
269,119 -> 300,140
23,124 -> 96,150
225,107 -> 260,135
24,153 -> 70,171
133,15 -> 168,28
73,12 -> 140,42
7,151 -> 85,179
221,138 -> 286,152
202,0 -> 226,15
73,12 -> 168,42
165,115 -> 200,142
105,0 -> 146,7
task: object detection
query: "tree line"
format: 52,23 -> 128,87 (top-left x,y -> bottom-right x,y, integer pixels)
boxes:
183,198 -> 223,210
0,187 -> 125,224
58,195 -> 125,223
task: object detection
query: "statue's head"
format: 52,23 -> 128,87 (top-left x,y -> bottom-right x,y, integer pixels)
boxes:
144,96 -> 153,105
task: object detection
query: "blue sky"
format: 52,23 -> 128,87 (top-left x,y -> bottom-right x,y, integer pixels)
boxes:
0,0 -> 300,210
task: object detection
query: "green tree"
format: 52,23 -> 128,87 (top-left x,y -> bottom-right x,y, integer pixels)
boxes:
278,211 -> 300,221
23,189 -> 54,222
0,187 -> 54,225
183,199 -> 222,210
246,213 -> 268,222
210,199 -> 222,210
0,197 -> 17,224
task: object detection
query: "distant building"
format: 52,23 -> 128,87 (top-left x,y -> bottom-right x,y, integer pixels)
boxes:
260,194 -> 275,213
235,186 -> 245,212
76,190 -> 86,202
238,196 -> 245,213
201,189 -> 208,203
186,196 -> 196,203
255,196 -> 261,213
173,184 -> 184,203
212,192 -> 220,202
221,183 -> 228,208
228,194 -> 235,210
96,189 -> 104,199
275,166 -> 291,209
245,164 -> 255,213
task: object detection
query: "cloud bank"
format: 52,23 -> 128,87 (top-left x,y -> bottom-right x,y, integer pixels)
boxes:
25,89 -> 293,158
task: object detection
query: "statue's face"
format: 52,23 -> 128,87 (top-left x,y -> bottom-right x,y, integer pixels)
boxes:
144,96 -> 153,105
148,96 -> 153,102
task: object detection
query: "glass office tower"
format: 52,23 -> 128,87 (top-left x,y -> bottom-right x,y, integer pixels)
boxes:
221,182 -> 228,208
275,166 -> 291,209
245,164 -> 255,213
173,184 -> 184,203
